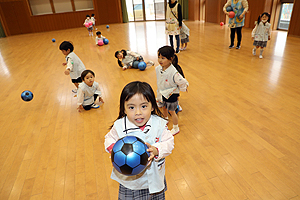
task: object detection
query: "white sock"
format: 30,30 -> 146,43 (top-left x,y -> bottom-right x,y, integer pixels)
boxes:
173,124 -> 179,130
260,49 -> 264,55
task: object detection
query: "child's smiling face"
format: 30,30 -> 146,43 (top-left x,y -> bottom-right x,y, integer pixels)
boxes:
124,93 -> 153,127
117,52 -> 123,59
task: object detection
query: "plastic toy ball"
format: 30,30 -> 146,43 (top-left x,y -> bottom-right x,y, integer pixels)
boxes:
106,25 -> 109,29
132,60 -> 139,69
84,23 -> 89,28
21,90 -> 34,102
98,39 -> 104,46
138,62 -> 147,71
52,38 -> 56,42
229,11 -> 235,18
226,6 -> 233,12
220,22 -> 224,26
103,38 -> 109,45
111,136 -> 150,176
89,21 -> 93,26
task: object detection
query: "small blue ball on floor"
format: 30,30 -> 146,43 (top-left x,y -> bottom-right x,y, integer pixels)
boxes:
138,62 -> 147,71
103,38 -> 109,45
106,25 -> 109,29
21,90 -> 34,102
52,38 -> 56,42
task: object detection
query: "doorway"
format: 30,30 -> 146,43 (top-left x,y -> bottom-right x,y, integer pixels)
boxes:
126,0 -> 166,22
277,3 -> 293,30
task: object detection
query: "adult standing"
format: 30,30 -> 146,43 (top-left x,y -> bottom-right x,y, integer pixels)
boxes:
223,0 -> 249,49
166,0 -> 182,54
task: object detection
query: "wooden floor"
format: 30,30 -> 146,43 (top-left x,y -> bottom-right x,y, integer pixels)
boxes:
0,21 -> 300,200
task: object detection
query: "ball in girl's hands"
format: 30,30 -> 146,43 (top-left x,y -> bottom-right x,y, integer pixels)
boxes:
89,21 -> 93,26
226,6 -> 233,12
98,39 -> 104,46
111,136 -> 150,176
103,38 -> 109,45
229,11 -> 235,18
84,23 -> 89,27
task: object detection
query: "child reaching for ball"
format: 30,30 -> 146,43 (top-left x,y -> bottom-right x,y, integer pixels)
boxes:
59,41 -> 86,94
156,46 -> 189,135
95,31 -> 106,45
104,81 -> 174,199
77,70 -> 104,112
252,12 -> 271,59
114,49 -> 154,70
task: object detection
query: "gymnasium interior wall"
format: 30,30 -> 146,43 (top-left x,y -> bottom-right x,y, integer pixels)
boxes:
0,0 -> 299,37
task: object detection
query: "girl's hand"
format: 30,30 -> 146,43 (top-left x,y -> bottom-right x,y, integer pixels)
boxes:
145,142 -> 158,166
62,62 -> 67,66
224,11 -> 229,15
239,14 -> 244,19
64,69 -> 70,75
268,36 -> 270,40
77,105 -> 84,112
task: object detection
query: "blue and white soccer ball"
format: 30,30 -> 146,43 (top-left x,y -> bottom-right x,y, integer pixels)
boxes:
111,136 -> 150,176
21,90 -> 34,102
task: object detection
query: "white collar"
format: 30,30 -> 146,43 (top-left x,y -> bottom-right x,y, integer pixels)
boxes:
122,115 -> 152,135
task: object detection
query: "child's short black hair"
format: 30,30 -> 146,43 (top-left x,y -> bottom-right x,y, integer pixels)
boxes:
96,31 -> 101,35
59,41 -> 74,52
86,15 -> 90,18
91,14 -> 95,17
81,69 -> 95,81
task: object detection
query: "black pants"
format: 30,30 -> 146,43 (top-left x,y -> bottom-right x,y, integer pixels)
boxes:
230,27 -> 242,46
169,35 -> 180,52
83,94 -> 98,110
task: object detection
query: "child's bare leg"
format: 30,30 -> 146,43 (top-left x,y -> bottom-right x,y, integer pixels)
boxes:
74,82 -> 79,88
183,43 -> 187,50
169,110 -> 180,135
162,107 -> 168,119
169,110 -> 178,125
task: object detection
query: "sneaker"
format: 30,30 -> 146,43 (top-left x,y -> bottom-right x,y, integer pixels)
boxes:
236,46 -> 241,49
252,48 -> 256,55
72,89 -> 77,93
175,50 -> 180,54
177,105 -> 182,112
147,61 -> 155,66
183,47 -> 187,50
229,45 -> 234,49
259,55 -> 263,59
91,103 -> 100,109
170,128 -> 180,136
179,48 -> 183,51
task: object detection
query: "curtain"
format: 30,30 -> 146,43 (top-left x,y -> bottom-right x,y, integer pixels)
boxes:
178,0 -> 188,20
0,22 -> 5,38
121,0 -> 129,23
